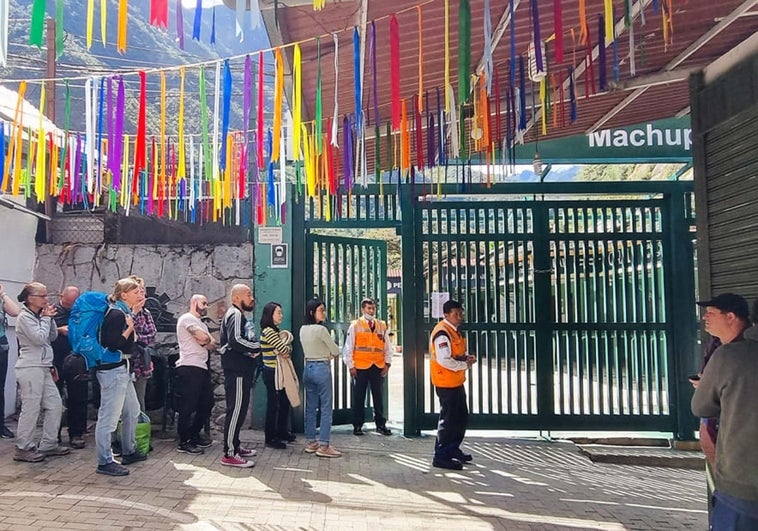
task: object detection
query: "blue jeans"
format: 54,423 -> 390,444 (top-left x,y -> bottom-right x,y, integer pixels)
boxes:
303,361 -> 333,445
95,365 -> 140,465
711,491 -> 758,530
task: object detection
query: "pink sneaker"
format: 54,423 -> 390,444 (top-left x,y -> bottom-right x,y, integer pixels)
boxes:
238,447 -> 257,457
315,445 -> 342,458
221,454 -> 255,468
304,441 -> 320,453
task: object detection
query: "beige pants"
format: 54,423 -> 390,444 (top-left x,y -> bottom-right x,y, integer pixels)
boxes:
15,366 -> 63,452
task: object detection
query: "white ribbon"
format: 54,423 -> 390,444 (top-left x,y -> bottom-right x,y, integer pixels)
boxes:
84,78 -> 96,195
250,0 -> 261,29
446,84 -> 460,159
330,33 -> 339,147
212,62 -> 221,182
0,0 -> 8,67
235,0 -> 245,42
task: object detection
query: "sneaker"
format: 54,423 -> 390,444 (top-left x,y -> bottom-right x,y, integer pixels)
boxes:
238,447 -> 257,457
40,445 -> 71,457
304,441 -> 320,453
120,451 -> 147,465
13,447 -> 46,463
432,457 -> 464,470
0,426 -> 14,439
221,454 -> 255,468
192,435 -> 213,448
177,442 -> 204,455
279,432 -> 297,443
353,427 -> 364,436
69,437 -> 86,450
265,439 -> 287,450
315,445 -> 342,458
96,461 -> 130,476
376,426 -> 392,436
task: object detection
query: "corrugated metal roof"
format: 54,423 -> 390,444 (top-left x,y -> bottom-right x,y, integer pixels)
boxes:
262,0 -> 758,166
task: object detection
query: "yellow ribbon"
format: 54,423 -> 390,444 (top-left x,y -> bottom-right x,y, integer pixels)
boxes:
101,0 -> 108,46
86,0 -> 94,49
49,135 -> 59,195
12,119 -> 22,195
3,81 -> 26,192
604,0 -> 614,43
117,0 -> 128,53
35,84 -> 46,202
121,135 -> 130,206
177,67 -> 186,180
293,44 -> 302,161
540,78 -> 547,135
273,48 -> 283,162
302,123 -> 315,196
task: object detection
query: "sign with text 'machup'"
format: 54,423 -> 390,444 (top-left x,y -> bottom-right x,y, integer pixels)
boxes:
513,117 -> 692,164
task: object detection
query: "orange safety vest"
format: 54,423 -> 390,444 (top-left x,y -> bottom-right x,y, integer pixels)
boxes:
429,320 -> 467,388
352,317 -> 387,369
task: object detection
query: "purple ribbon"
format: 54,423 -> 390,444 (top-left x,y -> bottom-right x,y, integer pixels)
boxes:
267,129 -> 275,207
96,78 -> 105,192
74,134 -> 83,203
598,16 -> 607,91
518,56 -> 526,130
106,78 -> 114,178
114,77 -> 125,190
176,0 -> 184,50
244,55 -> 252,175
342,116 -> 353,191
353,27 -> 362,131
530,0 -> 543,72
568,67 -> 577,123
509,0 -> 516,87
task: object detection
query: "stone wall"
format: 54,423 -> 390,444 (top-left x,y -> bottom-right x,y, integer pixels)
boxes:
34,242 -> 256,431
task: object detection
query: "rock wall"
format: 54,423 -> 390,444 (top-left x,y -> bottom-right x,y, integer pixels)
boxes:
34,242 -> 256,431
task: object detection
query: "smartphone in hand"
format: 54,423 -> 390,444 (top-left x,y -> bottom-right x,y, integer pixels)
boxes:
688,374 -> 701,382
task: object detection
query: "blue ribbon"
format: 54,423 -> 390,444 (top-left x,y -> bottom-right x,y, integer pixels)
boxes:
267,129 -> 275,207
193,0 -> 202,41
211,6 -> 216,45
220,60 -> 232,171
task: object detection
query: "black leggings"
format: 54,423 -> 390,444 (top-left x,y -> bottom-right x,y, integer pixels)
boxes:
262,368 -> 291,442
0,350 -> 7,428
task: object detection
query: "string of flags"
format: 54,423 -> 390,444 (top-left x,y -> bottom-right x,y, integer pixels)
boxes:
0,0 -> 677,227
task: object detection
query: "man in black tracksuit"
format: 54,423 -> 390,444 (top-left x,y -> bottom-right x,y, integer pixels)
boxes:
218,284 -> 261,468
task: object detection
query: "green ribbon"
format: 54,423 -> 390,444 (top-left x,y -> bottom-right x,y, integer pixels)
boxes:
458,0 -> 471,103
56,0 -> 65,59
29,0 -> 46,47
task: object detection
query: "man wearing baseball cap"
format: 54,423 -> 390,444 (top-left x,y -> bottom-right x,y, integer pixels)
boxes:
692,292 -> 758,529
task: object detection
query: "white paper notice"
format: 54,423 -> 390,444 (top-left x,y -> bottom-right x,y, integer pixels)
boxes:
431,292 -> 450,319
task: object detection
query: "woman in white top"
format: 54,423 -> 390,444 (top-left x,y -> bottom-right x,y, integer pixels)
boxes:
299,298 -> 341,458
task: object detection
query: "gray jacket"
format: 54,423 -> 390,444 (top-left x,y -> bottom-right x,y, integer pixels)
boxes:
15,304 -> 57,369
692,325 -> 758,501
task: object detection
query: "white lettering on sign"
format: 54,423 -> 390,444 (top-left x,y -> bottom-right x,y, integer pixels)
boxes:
588,124 -> 692,151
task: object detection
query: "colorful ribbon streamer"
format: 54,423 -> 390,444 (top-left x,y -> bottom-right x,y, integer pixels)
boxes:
117,0 -> 128,53
458,0 -> 471,103
150,0 -> 168,28
390,15 -> 400,130
29,0 -> 45,47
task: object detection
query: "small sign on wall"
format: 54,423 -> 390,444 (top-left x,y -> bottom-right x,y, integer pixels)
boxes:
258,226 -> 283,244
271,243 -> 289,269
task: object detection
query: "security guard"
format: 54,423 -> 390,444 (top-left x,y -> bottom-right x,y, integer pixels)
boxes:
429,299 -> 476,470
343,298 -> 394,436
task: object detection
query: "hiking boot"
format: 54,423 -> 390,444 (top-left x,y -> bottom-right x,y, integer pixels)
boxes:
238,447 -> 257,457
96,462 -> 130,476
120,450 -> 147,465
40,445 -> 71,457
220,454 -> 255,468
177,442 -> 204,455
316,445 -> 342,458
69,437 -> 86,449
376,426 -> 392,436
0,426 -> 14,439
353,426 -> 365,436
13,447 -> 45,463
192,435 -> 213,448
304,441 -> 320,453
265,439 -> 287,450
432,457 -> 464,470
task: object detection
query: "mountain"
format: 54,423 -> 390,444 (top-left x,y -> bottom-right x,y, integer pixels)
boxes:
2,0 -> 273,135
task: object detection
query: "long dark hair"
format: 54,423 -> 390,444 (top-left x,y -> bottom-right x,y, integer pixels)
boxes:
260,302 -> 282,332
305,298 -> 325,325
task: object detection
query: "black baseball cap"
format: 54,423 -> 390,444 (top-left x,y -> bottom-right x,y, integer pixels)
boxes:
696,293 -> 750,321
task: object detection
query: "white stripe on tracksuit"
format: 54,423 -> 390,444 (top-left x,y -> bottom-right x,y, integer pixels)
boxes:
225,376 -> 244,457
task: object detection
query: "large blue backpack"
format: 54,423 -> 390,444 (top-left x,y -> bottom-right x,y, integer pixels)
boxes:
68,291 -> 123,369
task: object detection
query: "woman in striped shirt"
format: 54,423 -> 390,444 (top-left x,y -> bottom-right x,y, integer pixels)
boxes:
259,302 -> 295,449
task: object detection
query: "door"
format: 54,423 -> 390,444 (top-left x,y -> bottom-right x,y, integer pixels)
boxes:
305,233 -> 388,425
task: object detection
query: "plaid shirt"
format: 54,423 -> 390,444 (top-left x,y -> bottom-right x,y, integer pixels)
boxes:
133,309 -> 157,346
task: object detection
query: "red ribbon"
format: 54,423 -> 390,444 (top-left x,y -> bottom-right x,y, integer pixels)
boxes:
390,14 -> 400,130
133,71 -> 147,196
257,52 -> 264,170
150,0 -> 168,28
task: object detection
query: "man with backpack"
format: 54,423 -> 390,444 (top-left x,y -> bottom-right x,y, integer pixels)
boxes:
51,286 -> 88,450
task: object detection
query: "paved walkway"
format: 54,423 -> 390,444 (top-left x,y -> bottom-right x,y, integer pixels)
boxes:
0,424 -> 707,530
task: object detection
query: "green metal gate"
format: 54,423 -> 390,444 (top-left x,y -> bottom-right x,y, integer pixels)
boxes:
292,182 -> 696,438
304,232 -> 388,425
